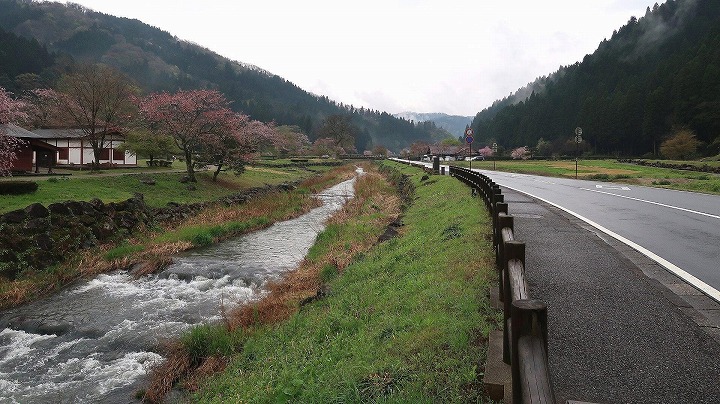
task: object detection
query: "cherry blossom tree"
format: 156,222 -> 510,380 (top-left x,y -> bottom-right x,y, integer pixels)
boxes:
0,88 -> 29,176
196,115 -> 280,181
274,125 -> 310,156
311,137 -> 344,157
511,146 -> 530,160
478,146 -> 494,158
137,89 -> 241,182
409,141 -> 430,158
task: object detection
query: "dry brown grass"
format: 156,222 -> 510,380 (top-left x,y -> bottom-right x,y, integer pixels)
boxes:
181,355 -> 229,392
300,164 -> 358,192
142,341 -> 192,404
0,279 -> 32,308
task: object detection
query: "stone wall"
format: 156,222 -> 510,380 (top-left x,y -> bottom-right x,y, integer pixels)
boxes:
0,194 -> 151,279
0,183 -> 296,280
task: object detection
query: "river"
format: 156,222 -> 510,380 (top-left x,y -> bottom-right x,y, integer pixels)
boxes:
0,173 -> 358,403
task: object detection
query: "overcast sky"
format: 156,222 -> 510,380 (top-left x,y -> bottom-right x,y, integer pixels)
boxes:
60,0 -> 656,116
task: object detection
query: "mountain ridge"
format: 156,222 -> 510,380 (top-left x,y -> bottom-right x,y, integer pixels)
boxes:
470,0 -> 720,157
393,112 -> 473,138
0,0 -> 449,152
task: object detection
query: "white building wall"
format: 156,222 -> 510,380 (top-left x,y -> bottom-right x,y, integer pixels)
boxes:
68,148 -> 83,165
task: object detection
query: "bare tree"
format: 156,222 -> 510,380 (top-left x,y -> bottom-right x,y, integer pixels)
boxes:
43,64 -> 137,170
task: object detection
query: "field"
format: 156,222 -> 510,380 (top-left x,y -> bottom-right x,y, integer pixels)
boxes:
452,158 -> 720,194
0,160 -> 336,214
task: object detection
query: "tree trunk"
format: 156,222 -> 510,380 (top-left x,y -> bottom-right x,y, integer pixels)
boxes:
184,150 -> 196,182
92,148 -> 101,171
213,164 -> 223,181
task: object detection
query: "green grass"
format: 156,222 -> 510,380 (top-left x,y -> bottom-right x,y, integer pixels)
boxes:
192,162 -> 499,403
451,158 -> 720,194
0,164 -> 332,214
103,242 -> 145,260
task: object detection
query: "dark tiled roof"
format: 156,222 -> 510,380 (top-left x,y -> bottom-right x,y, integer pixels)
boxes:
31,128 -> 88,139
0,123 -> 39,138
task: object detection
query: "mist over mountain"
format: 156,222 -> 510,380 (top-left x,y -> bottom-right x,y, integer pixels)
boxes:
393,112 -> 472,138
0,0 -> 447,152
470,0 -> 720,157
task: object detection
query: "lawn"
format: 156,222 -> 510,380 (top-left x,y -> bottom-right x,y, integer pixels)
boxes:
0,163 -> 334,214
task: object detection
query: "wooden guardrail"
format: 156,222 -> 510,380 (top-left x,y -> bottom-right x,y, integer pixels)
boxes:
448,165 -> 556,404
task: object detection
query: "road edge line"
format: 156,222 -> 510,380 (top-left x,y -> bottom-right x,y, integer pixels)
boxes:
500,184 -> 720,304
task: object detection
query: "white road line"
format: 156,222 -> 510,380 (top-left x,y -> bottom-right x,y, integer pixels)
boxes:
596,184 -> 631,191
499,183 -> 720,303
580,188 -> 720,220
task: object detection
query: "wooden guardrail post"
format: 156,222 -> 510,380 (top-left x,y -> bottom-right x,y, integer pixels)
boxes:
502,240 -> 525,364
495,210 -> 512,300
511,299 -> 554,404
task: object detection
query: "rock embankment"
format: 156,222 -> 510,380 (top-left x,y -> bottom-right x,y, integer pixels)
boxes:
0,184 -> 295,280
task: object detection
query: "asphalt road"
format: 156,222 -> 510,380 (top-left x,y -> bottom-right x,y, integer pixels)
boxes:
470,168 -> 720,302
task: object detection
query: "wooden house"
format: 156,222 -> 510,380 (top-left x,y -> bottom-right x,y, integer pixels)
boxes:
1,124 -> 60,173
30,128 -> 137,167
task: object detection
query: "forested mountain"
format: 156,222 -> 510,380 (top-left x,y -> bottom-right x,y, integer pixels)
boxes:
470,0 -> 720,157
0,26 -> 60,92
393,112 -> 473,138
0,0 -> 449,152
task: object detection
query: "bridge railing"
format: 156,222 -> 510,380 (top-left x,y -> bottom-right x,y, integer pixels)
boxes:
449,165 -> 556,404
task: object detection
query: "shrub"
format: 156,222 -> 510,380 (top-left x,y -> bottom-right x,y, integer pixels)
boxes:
588,174 -> 611,181
0,181 -> 38,195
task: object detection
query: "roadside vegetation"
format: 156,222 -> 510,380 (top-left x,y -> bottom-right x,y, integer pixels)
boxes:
142,161 -> 499,403
451,158 -> 720,194
0,164 -> 356,309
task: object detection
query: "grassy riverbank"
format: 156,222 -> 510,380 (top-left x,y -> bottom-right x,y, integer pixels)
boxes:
154,161 -> 499,403
0,164 -> 356,309
452,158 -> 720,194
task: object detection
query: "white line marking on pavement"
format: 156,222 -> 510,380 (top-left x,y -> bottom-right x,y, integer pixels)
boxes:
595,184 -> 631,191
580,188 -> 720,220
500,184 -> 720,303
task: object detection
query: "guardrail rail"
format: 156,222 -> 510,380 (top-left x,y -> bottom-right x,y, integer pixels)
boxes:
449,165 -> 556,404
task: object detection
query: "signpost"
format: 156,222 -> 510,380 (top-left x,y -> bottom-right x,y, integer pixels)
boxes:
465,128 -> 474,170
574,127 -> 583,179
492,142 -> 498,170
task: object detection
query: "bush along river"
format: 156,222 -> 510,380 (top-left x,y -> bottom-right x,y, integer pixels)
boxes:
0,172 -> 359,403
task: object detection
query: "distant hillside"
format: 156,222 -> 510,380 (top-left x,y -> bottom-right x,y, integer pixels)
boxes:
0,26 -> 58,92
0,0 -> 446,152
393,112 -> 472,138
471,0 -> 720,157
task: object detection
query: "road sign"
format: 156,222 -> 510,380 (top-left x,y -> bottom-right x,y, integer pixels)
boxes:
465,135 -> 474,144
465,128 -> 474,136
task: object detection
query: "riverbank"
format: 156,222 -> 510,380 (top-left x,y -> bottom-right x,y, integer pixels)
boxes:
149,161 -> 499,402
0,164 -> 357,309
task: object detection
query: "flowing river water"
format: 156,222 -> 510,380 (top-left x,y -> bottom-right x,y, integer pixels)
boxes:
0,172 -> 359,403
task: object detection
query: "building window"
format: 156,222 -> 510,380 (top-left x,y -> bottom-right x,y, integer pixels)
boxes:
58,148 -> 69,160
99,148 -> 111,160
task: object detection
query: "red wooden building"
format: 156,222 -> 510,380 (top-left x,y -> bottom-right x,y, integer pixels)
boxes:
2,124 -> 60,174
